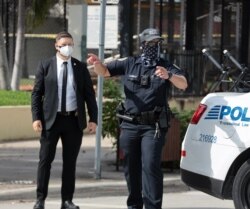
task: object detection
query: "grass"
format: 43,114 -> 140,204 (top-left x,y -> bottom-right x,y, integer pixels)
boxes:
0,90 -> 31,106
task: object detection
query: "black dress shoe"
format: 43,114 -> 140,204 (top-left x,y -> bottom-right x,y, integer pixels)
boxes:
33,200 -> 44,209
61,200 -> 79,209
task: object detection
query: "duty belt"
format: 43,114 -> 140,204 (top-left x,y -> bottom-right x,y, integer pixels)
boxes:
116,106 -> 169,139
116,109 -> 162,125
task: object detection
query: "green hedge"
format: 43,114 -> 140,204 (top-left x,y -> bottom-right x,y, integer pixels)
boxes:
172,108 -> 195,142
0,90 -> 31,106
102,79 -> 123,148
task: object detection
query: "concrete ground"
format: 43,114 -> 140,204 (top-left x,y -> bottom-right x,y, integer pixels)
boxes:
0,134 -> 188,208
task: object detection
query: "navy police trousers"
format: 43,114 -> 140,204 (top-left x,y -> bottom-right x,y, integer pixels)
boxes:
119,124 -> 167,209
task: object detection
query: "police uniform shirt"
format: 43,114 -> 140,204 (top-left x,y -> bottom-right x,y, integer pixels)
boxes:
106,56 -> 185,115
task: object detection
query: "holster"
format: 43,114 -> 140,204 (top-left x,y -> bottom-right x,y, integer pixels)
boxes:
165,105 -> 172,128
116,102 -> 171,128
158,111 -> 168,128
116,102 -> 126,124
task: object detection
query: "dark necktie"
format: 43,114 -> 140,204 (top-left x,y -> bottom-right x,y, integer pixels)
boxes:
61,61 -> 68,113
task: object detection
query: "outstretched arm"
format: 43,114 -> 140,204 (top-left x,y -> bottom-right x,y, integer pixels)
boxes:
87,53 -> 111,77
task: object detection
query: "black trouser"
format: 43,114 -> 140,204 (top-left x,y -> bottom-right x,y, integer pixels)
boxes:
36,114 -> 83,201
119,124 -> 167,209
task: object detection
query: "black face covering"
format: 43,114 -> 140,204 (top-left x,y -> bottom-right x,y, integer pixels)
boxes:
142,44 -> 158,60
141,43 -> 160,68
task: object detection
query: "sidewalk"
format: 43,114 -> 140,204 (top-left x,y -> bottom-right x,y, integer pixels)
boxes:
1,193 -> 195,209
0,134 -> 188,208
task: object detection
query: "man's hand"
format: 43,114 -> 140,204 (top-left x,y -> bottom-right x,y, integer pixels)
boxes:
155,66 -> 169,80
87,53 -> 110,77
155,66 -> 188,90
33,120 -> 43,132
88,122 -> 97,134
87,53 -> 101,65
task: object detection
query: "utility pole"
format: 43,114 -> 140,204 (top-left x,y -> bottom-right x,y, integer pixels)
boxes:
95,0 -> 107,180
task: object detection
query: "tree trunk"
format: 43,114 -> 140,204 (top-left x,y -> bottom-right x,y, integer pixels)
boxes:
0,17 -> 11,90
11,0 -> 25,91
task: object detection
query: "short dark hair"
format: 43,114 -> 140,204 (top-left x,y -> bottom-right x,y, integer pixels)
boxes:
55,31 -> 73,42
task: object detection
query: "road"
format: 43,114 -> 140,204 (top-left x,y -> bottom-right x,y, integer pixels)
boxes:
0,137 -> 235,209
0,190 -> 234,209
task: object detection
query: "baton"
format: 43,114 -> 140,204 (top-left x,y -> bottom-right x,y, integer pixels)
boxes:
116,113 -> 134,122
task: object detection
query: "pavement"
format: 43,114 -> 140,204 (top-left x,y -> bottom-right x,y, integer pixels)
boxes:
0,134 -> 189,209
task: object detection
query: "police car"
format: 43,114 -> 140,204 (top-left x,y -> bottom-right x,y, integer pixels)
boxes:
180,91 -> 250,209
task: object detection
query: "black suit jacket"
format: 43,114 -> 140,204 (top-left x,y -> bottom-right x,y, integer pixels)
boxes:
31,56 -> 98,130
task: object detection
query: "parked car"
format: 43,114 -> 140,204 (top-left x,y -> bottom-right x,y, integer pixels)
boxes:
180,91 -> 250,209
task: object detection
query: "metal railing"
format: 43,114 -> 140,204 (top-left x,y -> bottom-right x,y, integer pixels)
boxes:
202,48 -> 250,93
166,49 -> 204,97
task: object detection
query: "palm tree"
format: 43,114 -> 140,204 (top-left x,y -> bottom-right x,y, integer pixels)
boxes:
11,0 -> 25,90
0,17 -> 11,90
10,0 -> 58,90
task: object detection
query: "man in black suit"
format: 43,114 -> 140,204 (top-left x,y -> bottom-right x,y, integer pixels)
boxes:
31,31 -> 98,209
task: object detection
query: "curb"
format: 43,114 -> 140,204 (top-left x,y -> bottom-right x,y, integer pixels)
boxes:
0,175 -> 189,201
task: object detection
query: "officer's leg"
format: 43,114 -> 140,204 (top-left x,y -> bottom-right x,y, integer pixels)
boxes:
119,128 -> 143,209
141,128 -> 166,209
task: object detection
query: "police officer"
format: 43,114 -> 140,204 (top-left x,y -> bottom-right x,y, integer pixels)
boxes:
87,28 -> 188,209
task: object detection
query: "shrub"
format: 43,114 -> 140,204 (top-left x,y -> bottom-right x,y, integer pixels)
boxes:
102,78 -> 123,148
172,108 -> 195,142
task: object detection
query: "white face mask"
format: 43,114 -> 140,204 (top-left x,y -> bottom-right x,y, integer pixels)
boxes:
59,45 -> 73,57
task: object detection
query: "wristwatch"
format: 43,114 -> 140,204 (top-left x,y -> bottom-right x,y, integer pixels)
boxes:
167,71 -> 173,80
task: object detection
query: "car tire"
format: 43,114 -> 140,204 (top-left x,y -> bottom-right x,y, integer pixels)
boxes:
233,160 -> 250,209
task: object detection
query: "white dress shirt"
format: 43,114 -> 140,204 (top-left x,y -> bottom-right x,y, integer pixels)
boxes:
56,55 -> 77,112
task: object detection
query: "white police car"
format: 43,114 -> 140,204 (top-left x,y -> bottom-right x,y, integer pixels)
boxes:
180,92 -> 250,209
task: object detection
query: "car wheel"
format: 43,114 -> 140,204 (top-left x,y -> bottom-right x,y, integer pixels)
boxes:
233,160 -> 250,209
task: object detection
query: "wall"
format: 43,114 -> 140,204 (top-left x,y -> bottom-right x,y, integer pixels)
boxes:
0,97 -> 202,142
0,106 -> 39,142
